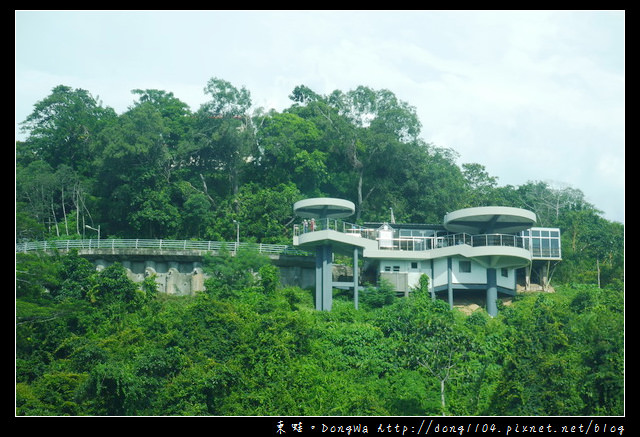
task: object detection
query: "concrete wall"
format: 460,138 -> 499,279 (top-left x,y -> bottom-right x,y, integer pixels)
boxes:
90,256 -> 315,295
378,256 -> 518,295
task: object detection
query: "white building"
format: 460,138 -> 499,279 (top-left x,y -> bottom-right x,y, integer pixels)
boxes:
293,198 -> 561,316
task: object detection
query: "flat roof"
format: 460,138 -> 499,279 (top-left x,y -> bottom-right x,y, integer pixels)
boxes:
293,198 -> 355,219
443,206 -> 536,234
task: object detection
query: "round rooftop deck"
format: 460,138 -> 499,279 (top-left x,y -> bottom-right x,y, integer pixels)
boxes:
293,198 -> 355,219
443,206 -> 536,234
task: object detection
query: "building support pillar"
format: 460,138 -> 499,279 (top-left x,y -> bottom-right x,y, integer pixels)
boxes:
487,268 -> 498,317
447,257 -> 454,309
353,246 -> 359,309
315,245 -> 333,311
430,259 -> 435,300
541,261 -> 550,291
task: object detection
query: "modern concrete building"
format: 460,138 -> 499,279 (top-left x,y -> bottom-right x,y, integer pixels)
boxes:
293,198 -> 561,316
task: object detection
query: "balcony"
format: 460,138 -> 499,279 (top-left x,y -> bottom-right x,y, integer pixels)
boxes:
294,218 -> 531,252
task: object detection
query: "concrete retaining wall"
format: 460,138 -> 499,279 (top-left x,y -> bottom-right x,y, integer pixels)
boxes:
90,256 -> 316,295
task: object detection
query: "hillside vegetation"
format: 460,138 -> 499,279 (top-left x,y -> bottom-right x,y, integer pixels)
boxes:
16,250 -> 623,416
16,79 -> 624,416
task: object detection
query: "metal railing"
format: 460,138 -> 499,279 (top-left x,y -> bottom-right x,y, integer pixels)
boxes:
16,239 -> 311,256
294,219 -> 377,239
294,218 -> 530,252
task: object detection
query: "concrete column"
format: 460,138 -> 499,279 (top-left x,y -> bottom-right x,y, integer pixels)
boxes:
315,247 -> 323,310
315,245 -> 333,311
191,266 -> 204,293
447,257 -> 453,309
430,259 -> 435,300
353,246 -> 359,310
541,261 -> 549,291
322,245 -> 333,311
487,268 -> 498,317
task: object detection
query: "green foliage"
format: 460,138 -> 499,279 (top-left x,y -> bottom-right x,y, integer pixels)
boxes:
87,263 -> 146,311
202,247 -> 270,298
15,79 -> 624,416
360,278 -> 396,308
15,250 -> 625,416
16,79 -> 623,287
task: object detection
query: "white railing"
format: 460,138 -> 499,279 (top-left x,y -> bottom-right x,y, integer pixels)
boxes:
294,218 -> 529,252
16,239 -> 311,256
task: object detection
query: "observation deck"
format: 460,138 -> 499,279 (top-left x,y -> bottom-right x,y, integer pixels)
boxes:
292,200 -> 561,315
293,216 -> 535,269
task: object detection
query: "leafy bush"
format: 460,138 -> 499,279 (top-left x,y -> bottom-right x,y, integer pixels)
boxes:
360,278 -> 396,308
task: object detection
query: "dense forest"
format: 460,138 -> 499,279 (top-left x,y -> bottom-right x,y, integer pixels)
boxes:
16,78 -> 624,416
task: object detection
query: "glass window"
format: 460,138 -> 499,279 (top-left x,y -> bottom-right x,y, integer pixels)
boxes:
459,261 -> 471,273
525,227 -> 561,259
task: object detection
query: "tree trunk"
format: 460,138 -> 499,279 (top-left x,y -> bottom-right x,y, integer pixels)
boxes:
356,169 -> 363,221
61,186 -> 69,236
440,379 -> 446,416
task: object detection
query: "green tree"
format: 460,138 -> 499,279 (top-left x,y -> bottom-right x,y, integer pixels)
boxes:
188,77 -> 256,212
392,141 -> 466,223
94,102 -> 174,236
516,181 -> 593,227
202,248 -> 270,298
253,112 -> 326,192
179,191 -> 216,239
556,209 -> 624,286
233,182 -> 302,244
16,252 -> 62,300
329,86 -> 422,220
461,163 -> 499,207
18,85 -> 116,174
490,292 -> 585,415
16,161 -> 94,238
130,89 -> 193,149
568,283 -> 624,414
360,278 -> 396,309
128,187 -> 181,238
87,263 -> 147,313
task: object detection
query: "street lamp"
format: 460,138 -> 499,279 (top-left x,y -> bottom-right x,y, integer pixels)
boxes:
85,225 -> 100,241
233,220 -> 240,250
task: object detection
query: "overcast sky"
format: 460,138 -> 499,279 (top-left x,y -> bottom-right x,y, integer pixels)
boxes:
15,10 -> 625,223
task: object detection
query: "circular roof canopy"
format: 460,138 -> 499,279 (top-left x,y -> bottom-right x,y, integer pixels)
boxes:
293,198 -> 355,219
443,207 -> 536,234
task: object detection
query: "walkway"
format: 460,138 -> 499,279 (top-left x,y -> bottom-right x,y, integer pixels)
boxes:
16,239 -> 310,256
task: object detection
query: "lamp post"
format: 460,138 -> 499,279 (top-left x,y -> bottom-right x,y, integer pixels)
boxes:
233,220 -> 239,251
85,225 -> 100,247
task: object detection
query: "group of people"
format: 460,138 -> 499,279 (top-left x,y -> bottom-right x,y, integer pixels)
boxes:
301,218 -> 316,233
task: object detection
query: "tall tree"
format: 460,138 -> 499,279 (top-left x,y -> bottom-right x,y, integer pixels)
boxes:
16,161 -> 93,238
94,102 -> 173,236
516,181 -> 593,227
253,112 -> 326,193
189,78 -> 256,213
328,86 -> 422,220
18,85 -> 116,175
461,163 -> 499,207
130,89 -> 193,149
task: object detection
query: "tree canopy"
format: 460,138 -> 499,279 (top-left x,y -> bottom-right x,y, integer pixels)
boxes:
15,249 -> 624,416
17,78 -> 623,287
